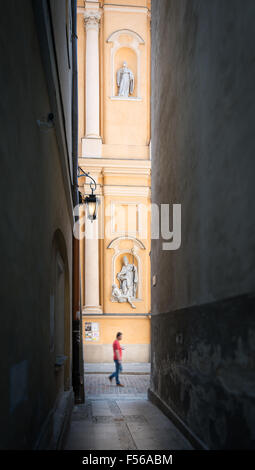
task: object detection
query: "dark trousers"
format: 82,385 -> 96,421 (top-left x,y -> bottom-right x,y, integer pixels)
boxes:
109,359 -> 122,384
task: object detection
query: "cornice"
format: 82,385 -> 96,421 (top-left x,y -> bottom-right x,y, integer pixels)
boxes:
103,5 -> 148,14
78,157 -> 151,170
103,185 -> 151,197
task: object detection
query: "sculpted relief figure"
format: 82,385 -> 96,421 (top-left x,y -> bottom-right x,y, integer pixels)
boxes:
112,284 -> 136,309
112,256 -> 138,308
117,255 -> 138,297
116,62 -> 134,97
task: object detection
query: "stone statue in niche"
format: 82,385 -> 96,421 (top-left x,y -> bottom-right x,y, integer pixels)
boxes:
116,62 -> 134,97
117,255 -> 138,297
112,284 -> 136,309
111,255 -> 138,308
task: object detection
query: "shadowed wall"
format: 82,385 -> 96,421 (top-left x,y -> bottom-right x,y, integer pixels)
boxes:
150,0 -> 255,449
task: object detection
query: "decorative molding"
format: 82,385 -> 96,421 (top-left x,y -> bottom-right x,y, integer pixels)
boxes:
107,236 -> 146,251
77,7 -> 85,15
84,10 -> 101,30
78,157 -> 151,171
103,186 -> 151,198
82,183 -> 103,196
110,201 -> 142,236
102,167 -> 150,176
83,305 -> 103,315
103,6 -> 148,14
107,29 -> 145,45
110,96 -> 142,101
106,28 -> 144,99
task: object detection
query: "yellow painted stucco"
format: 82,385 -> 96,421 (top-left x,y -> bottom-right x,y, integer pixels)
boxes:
77,0 -> 151,362
83,316 -> 150,345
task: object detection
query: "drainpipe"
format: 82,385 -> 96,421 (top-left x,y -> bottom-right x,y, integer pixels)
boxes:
71,0 -> 85,404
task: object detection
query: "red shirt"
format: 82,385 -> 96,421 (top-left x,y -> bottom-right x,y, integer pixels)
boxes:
113,339 -> 122,361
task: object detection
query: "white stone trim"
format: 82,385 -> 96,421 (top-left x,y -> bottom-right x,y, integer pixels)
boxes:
78,158 -> 151,171
102,167 -> 151,176
83,305 -> 102,315
84,217 -> 101,313
107,236 -> 146,251
110,96 -> 142,101
104,6 -> 148,14
84,8 -> 101,138
110,201 -> 142,236
103,186 -> 151,198
106,29 -> 145,45
84,10 -> 101,30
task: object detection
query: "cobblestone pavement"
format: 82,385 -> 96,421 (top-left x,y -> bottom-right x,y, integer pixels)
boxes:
84,373 -> 150,399
84,362 -> 150,374
64,374 -> 193,450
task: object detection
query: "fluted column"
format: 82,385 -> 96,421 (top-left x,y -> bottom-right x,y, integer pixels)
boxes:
82,9 -> 102,157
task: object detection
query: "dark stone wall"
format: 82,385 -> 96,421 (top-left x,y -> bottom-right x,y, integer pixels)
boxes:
150,0 -> 255,449
0,1 -> 73,449
150,294 -> 255,449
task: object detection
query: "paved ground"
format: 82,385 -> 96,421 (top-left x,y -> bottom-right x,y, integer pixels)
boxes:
84,373 -> 150,399
64,374 -> 193,450
84,362 -> 150,375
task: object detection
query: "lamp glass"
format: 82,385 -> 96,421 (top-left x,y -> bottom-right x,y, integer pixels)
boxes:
85,194 -> 98,220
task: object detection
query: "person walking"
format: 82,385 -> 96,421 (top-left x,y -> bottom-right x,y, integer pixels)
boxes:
108,332 -> 124,387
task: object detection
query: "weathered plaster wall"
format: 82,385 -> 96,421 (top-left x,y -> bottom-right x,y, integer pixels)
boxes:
150,0 -> 255,449
150,295 -> 255,449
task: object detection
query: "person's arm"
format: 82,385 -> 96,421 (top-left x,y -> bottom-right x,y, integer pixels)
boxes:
116,349 -> 121,362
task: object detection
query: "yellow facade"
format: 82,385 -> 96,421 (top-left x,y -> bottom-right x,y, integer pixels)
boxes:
83,316 -> 150,362
77,0 -> 151,362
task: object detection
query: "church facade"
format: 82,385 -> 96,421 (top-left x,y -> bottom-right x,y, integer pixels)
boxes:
77,0 -> 151,362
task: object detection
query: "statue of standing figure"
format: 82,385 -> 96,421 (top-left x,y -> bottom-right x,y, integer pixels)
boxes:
112,255 -> 138,308
116,62 -> 134,97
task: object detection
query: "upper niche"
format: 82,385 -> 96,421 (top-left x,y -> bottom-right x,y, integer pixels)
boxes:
106,29 -> 145,100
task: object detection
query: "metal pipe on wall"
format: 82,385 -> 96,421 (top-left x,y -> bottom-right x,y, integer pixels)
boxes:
71,0 -> 85,404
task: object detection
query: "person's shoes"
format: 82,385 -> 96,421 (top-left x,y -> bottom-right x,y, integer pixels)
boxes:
117,383 -> 124,387
108,376 -> 113,383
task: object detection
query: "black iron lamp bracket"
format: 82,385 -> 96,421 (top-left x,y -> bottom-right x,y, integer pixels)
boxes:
78,166 -> 97,194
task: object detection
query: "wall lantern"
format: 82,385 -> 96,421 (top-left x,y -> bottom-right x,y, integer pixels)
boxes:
78,167 -> 100,221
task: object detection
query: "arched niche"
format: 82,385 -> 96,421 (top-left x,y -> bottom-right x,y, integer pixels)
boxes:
106,29 -> 145,100
114,47 -> 137,97
107,236 -> 145,301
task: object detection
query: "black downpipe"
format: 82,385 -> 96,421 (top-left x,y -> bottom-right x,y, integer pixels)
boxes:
71,0 -> 85,404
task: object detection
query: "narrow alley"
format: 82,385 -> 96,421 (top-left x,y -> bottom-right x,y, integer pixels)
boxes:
1,0 -> 255,455
64,366 -> 192,450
